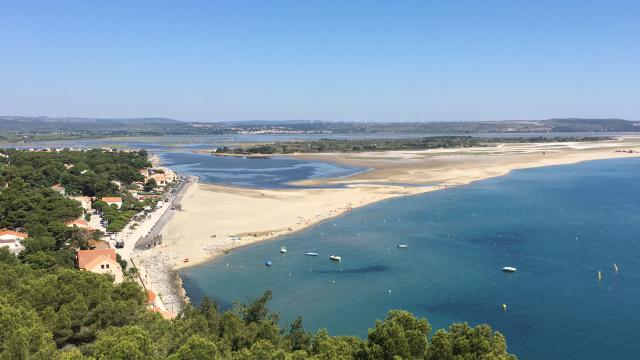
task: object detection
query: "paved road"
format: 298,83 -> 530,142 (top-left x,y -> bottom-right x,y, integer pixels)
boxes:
110,176 -> 194,265
147,178 -> 194,242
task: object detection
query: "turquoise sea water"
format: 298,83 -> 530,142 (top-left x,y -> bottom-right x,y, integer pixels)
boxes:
181,158 -> 640,359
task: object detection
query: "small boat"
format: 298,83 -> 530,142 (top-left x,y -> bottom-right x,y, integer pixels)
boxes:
304,252 -> 319,256
397,244 -> 408,248
280,246 -> 287,254
265,260 -> 273,267
501,266 -> 517,273
329,255 -> 341,262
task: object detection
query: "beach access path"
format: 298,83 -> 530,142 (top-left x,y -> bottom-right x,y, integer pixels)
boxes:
108,177 -> 193,313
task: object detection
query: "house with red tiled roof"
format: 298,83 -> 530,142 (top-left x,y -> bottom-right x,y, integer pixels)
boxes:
65,218 -> 94,230
151,173 -> 167,187
77,249 -> 124,283
0,229 -> 28,254
101,196 -> 122,209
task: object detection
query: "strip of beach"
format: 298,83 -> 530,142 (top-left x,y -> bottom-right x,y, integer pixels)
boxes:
134,136 -> 640,306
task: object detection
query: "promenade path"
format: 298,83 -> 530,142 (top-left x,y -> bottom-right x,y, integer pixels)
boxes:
109,176 -> 194,313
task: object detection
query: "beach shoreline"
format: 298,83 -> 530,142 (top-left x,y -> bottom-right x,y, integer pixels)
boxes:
137,137 -> 640,309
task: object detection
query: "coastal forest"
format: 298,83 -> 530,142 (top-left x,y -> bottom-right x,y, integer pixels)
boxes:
215,136 -> 609,155
0,149 -> 517,359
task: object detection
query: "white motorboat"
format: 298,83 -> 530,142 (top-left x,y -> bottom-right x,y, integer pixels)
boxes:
280,246 -> 287,254
304,252 -> 319,256
329,255 -> 341,262
397,244 -> 408,248
502,266 -> 517,273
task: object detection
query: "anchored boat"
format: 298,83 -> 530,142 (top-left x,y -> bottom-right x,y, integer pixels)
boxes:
502,266 -> 517,273
329,255 -> 341,262
304,252 -> 319,256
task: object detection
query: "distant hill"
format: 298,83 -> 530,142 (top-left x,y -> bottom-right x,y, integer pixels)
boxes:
545,118 -> 639,132
1,116 -> 638,141
0,116 -> 181,125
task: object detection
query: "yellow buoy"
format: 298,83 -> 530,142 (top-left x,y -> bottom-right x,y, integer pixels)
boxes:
502,303 -> 507,312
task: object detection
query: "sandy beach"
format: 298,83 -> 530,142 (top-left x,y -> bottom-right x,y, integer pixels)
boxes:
135,136 -> 640,286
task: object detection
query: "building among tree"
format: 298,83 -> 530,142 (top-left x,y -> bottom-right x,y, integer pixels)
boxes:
77,249 -> 124,283
65,218 -> 93,230
101,196 -> 123,209
0,229 -> 28,254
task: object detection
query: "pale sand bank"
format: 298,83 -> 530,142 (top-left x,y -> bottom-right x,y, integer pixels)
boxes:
143,137 -> 640,277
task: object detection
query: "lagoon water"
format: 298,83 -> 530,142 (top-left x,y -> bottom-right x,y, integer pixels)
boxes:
184,158 -> 640,359
158,151 -> 363,188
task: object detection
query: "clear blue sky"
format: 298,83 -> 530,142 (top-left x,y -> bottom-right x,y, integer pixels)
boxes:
1,0 -> 638,122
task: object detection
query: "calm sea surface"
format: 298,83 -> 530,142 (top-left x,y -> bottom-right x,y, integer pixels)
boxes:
181,158 -> 640,360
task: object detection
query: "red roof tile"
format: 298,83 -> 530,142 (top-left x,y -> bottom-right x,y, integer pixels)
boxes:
0,230 -> 29,239
77,249 -> 117,269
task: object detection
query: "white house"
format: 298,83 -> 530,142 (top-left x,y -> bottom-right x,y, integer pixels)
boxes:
0,229 -> 28,254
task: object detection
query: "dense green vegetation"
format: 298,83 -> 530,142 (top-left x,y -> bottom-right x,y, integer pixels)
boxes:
0,251 -> 516,359
215,136 -> 611,154
0,149 -> 154,266
0,148 -> 150,197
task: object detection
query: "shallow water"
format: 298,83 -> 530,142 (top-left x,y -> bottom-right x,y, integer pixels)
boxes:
157,151 -> 364,189
182,158 -> 640,360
